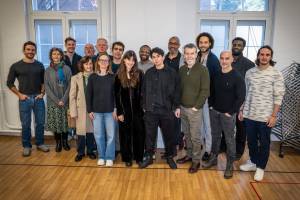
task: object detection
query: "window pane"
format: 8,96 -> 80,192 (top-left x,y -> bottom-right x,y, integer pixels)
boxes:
236,20 -> 265,61
32,0 -> 98,11
200,20 -> 229,57
35,20 -> 63,66
200,0 -> 268,11
70,20 -> 97,56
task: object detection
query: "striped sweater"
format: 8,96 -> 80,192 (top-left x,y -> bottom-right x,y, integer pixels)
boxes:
243,65 -> 285,122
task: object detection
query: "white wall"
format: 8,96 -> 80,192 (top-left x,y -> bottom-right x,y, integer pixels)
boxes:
272,0 -> 300,69
1,0 -> 300,133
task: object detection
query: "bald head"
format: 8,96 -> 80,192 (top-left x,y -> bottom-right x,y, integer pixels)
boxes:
168,36 -> 180,54
84,43 -> 95,57
220,50 -> 233,70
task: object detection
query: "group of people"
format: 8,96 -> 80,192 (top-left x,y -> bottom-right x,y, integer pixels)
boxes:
6,32 -> 285,182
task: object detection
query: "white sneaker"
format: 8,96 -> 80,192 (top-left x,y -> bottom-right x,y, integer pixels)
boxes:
240,159 -> 257,171
254,168 -> 264,181
97,159 -> 105,166
106,160 -> 113,167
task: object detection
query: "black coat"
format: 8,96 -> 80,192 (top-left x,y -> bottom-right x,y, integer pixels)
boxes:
64,53 -> 82,76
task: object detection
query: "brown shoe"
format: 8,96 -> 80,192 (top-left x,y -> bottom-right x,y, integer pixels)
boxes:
189,162 -> 200,173
176,156 -> 192,164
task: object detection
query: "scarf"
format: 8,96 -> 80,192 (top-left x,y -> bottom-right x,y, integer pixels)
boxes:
51,61 -> 66,85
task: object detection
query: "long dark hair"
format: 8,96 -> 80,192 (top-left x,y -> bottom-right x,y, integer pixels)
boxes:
255,45 -> 276,66
117,50 -> 140,88
78,56 -> 92,72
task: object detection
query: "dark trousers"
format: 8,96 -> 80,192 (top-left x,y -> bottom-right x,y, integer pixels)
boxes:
77,133 -> 95,156
245,118 -> 271,169
119,116 -> 145,163
220,115 -> 246,157
236,115 -> 246,156
144,111 -> 175,157
210,109 -> 236,161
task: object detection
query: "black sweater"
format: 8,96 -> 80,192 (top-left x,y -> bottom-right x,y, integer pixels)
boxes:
208,69 -> 245,115
86,73 -> 115,113
7,60 -> 44,95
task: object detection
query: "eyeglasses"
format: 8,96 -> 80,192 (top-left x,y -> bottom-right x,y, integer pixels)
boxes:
99,59 -> 109,63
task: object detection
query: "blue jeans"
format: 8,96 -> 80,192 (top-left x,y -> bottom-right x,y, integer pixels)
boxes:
93,112 -> 116,160
244,118 -> 271,169
19,95 -> 45,148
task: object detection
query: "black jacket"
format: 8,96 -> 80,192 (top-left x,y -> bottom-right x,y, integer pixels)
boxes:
141,65 -> 180,112
64,53 -> 82,75
115,70 -> 144,121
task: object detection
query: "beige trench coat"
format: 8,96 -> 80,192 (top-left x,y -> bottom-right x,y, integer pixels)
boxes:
69,72 -> 93,135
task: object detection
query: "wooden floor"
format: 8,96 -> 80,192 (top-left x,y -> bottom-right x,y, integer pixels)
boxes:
0,136 -> 300,200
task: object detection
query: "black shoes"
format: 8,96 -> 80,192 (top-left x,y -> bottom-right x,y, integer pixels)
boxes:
88,153 -> 97,160
176,156 -> 192,164
54,133 -> 62,152
166,157 -> 177,169
62,132 -> 70,151
125,161 -> 133,167
189,162 -> 200,173
224,162 -> 234,179
201,152 -> 210,161
75,154 -> 84,162
139,156 -> 153,168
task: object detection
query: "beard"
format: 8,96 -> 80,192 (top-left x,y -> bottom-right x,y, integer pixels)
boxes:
200,47 -> 209,53
232,49 -> 242,56
25,53 -> 35,59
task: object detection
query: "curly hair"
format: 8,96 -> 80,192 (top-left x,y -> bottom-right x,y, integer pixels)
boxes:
195,32 -> 214,49
49,47 -> 64,63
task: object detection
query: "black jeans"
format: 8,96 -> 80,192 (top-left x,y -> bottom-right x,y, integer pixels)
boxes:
144,110 -> 175,157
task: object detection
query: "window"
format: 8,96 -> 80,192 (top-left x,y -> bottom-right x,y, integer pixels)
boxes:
69,20 -> 98,56
236,20 -> 265,61
32,0 -> 98,11
29,0 -> 113,67
200,0 -> 268,11
35,20 -> 63,66
198,0 -> 273,62
201,20 -> 230,57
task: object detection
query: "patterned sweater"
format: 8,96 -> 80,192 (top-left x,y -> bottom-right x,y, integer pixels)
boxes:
243,65 -> 285,122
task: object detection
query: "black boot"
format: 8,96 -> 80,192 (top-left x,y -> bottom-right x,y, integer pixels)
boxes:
54,132 -> 62,152
139,155 -> 153,169
224,161 -> 234,179
62,132 -> 70,151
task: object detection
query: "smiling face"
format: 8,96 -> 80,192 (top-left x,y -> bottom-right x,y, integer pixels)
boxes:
51,50 -> 62,64
168,37 -> 180,54
65,40 -> 76,54
84,44 -> 95,57
184,47 -> 197,66
97,54 -> 110,72
124,57 -> 135,72
23,44 -> 36,60
198,36 -> 211,53
220,51 -> 233,70
139,46 -> 151,62
83,59 -> 93,73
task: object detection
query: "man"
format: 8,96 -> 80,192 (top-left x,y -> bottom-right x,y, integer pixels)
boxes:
138,45 -> 152,73
195,32 -> 221,161
231,37 -> 255,160
203,51 -> 245,179
63,37 -> 82,75
177,43 -> 210,173
84,43 -> 96,57
239,45 -> 285,181
164,36 -> 184,72
139,47 -> 180,169
164,36 -> 185,151
95,38 -> 109,55
6,41 -> 49,156
111,41 -> 125,73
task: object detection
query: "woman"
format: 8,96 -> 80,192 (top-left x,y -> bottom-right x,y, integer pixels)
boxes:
69,56 -> 97,162
115,50 -> 145,167
45,47 -> 72,152
86,53 -> 117,167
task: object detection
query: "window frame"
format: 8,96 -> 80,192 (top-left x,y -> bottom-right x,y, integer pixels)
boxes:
197,0 -> 274,53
